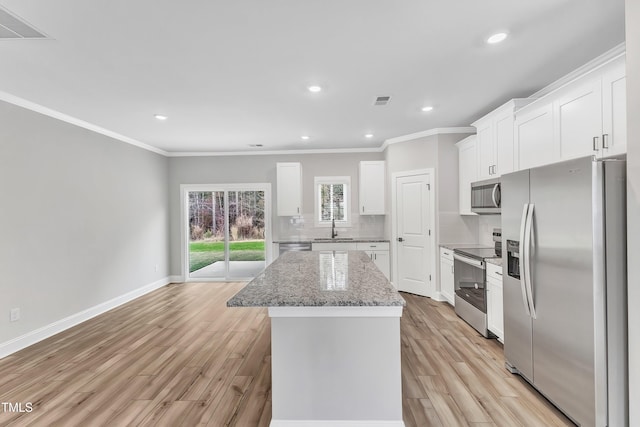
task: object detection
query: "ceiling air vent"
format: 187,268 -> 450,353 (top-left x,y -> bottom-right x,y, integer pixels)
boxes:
374,96 -> 391,106
0,6 -> 48,39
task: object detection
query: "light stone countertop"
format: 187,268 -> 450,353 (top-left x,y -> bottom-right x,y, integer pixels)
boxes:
227,251 -> 405,307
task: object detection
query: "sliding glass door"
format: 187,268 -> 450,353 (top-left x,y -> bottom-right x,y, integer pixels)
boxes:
183,184 -> 270,281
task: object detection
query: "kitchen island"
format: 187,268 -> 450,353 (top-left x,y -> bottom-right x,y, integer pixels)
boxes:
228,250 -> 406,427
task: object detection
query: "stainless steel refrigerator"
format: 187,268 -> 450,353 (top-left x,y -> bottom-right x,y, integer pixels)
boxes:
502,156 -> 627,427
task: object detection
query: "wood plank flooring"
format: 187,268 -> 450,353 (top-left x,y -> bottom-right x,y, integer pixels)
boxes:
0,282 -> 574,426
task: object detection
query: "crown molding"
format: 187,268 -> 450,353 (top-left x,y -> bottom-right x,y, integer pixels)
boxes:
530,42 -> 626,99
380,127 -> 476,150
166,147 -> 384,157
0,91 -> 169,156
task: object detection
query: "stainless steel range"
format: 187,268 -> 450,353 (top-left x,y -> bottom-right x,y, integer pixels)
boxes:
453,229 -> 501,337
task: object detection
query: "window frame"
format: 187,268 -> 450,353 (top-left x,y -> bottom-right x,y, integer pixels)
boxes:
314,176 -> 351,227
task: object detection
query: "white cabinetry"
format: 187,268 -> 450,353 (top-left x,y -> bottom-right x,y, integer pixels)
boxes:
555,78 -> 603,161
601,62 -> 627,158
475,122 -> 494,180
555,57 -> 627,161
515,55 -> 627,170
312,242 -> 358,251
357,242 -> 390,279
439,247 -> 454,306
276,162 -> 302,216
473,99 -> 532,180
514,103 -> 556,170
486,262 -> 504,343
359,161 -> 386,215
456,135 -> 477,216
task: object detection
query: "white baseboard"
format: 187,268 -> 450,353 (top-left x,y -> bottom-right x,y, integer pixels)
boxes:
169,275 -> 184,283
432,291 -> 447,302
0,276 -> 171,359
270,421 -> 405,427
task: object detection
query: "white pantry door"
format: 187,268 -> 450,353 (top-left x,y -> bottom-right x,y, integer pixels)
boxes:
395,173 -> 434,297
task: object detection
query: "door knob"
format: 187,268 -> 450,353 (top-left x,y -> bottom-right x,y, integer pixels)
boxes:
397,237 -> 404,242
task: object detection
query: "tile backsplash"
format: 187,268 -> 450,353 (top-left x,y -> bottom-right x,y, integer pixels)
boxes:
275,213 -> 385,240
478,215 -> 501,246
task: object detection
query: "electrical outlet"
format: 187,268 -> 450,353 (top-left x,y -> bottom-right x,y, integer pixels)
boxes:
10,308 -> 20,322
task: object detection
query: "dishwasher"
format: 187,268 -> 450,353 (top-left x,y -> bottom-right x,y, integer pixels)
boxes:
278,242 -> 312,255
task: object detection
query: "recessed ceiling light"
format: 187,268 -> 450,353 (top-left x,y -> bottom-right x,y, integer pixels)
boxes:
421,106 -> 434,112
487,32 -> 508,44
308,85 -> 322,93
301,135 -> 310,140
365,134 -> 374,139
154,114 -> 168,120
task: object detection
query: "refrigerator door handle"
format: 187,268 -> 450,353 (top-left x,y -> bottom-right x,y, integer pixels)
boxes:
519,204 -> 531,316
524,203 -> 537,319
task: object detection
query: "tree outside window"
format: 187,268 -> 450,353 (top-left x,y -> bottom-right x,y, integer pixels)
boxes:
314,176 -> 351,226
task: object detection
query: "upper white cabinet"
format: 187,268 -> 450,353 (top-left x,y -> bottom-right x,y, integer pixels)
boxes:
456,135 -> 477,216
601,62 -> 627,158
515,54 -> 627,170
514,103 -> 556,170
473,99 -> 533,180
554,78 -> 603,161
555,56 -> 627,161
276,162 -> 302,216
359,161 -> 386,215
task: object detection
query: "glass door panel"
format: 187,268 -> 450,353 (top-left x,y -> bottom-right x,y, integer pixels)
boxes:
228,190 -> 266,278
188,191 -> 227,279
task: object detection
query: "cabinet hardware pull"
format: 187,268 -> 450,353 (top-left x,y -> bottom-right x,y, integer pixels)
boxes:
593,136 -> 600,151
362,206 -> 365,212
451,265 -> 454,273
602,134 -> 609,149
297,207 -> 300,214
489,165 -> 492,175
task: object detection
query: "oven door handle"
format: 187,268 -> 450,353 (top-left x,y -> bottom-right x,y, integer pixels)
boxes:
453,253 -> 485,269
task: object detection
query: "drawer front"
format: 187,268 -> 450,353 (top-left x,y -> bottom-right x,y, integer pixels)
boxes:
486,263 -> 503,281
440,247 -> 454,261
356,242 -> 390,251
312,242 -> 358,251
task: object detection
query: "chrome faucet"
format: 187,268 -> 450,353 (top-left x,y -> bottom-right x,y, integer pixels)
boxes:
331,218 -> 338,238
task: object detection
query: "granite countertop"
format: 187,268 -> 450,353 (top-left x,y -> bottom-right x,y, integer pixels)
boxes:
227,251 -> 405,307
485,257 -> 503,267
275,238 -> 389,244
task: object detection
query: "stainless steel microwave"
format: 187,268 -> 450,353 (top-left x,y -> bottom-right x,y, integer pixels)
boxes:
471,178 -> 501,214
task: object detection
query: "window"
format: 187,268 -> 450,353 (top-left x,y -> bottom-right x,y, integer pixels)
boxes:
314,176 -> 351,227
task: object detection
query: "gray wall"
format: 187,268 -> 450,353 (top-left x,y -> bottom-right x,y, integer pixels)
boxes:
625,1 -> 639,424
0,100 -> 169,345
383,133 -> 479,245
168,152 -> 384,276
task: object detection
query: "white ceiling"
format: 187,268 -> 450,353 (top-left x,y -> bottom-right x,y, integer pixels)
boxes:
0,0 -> 625,154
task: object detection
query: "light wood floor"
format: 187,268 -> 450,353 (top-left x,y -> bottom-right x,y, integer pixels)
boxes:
0,282 -> 574,427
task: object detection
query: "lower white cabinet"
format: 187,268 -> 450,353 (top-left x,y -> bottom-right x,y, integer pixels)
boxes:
357,242 -> 390,280
486,263 -> 504,343
439,248 -> 455,305
311,241 -> 390,280
312,242 -> 358,251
